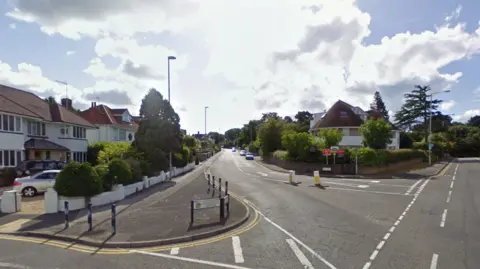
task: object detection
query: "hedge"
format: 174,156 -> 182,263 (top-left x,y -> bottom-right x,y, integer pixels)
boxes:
104,159 -> 133,190
54,162 -> 103,197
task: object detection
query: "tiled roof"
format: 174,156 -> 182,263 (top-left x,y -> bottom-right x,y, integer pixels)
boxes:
0,84 -> 95,128
79,104 -> 138,131
24,138 -> 69,151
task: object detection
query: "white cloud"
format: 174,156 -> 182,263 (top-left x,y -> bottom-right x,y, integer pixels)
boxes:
66,50 -> 76,56
474,86 -> 480,101
453,109 -> 480,122
9,23 -> 16,29
445,5 -> 462,23
440,100 -> 456,111
4,0 -> 480,133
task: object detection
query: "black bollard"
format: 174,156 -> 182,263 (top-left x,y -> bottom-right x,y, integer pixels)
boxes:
225,181 -> 229,196
219,178 -> 222,198
64,201 -> 69,229
87,202 -> 93,231
212,176 -> 216,189
111,204 -> 116,234
227,195 -> 230,214
190,200 -> 194,223
220,197 -> 225,219
207,174 -> 211,186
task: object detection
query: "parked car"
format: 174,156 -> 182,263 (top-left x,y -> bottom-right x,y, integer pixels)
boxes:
232,147 -> 236,152
13,169 -> 61,197
245,152 -> 254,160
14,160 -> 65,177
239,150 -> 246,156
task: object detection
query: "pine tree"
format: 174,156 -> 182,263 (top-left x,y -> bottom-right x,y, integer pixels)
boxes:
394,85 -> 442,142
369,91 -> 389,121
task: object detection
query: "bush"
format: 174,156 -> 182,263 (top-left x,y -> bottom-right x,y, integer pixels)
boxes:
386,149 -> 426,163
104,159 -> 133,190
272,150 -> 289,160
281,132 -> 317,161
247,141 -> 260,154
357,148 -> 427,166
0,168 -> 17,187
124,158 -> 143,182
97,142 -> 132,164
139,160 -> 154,177
93,164 -> 108,182
54,162 -> 103,197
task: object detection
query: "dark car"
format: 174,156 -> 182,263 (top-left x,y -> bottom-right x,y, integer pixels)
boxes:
15,160 -> 66,177
245,152 -> 255,160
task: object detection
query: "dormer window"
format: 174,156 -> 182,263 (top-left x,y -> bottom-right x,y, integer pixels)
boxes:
340,111 -> 348,117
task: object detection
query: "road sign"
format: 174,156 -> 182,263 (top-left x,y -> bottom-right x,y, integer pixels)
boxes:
193,198 -> 220,210
429,143 -> 434,149
336,149 -> 345,154
330,146 -> 340,151
310,146 -> 316,152
322,149 -> 331,156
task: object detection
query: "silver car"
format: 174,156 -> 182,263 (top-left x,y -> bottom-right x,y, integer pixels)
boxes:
12,170 -> 60,197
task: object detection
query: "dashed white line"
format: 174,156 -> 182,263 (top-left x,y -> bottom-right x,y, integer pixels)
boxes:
170,247 -> 179,255
430,253 -> 439,269
446,190 -> 452,203
440,209 -> 448,227
286,239 -> 314,269
327,187 -> 408,196
257,172 -> 268,177
0,262 -> 31,269
362,179 -> 430,269
405,179 -> 423,195
232,236 -> 244,263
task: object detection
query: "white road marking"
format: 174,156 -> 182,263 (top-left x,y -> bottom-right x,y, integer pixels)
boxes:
286,239 -> 314,269
430,253 -> 439,269
440,209 -> 448,227
170,247 -> 179,255
232,236 -> 244,264
357,185 -> 369,188
245,203 -> 337,269
0,219 -> 31,232
450,181 -> 454,189
256,172 -> 268,177
0,262 -> 31,269
404,179 -> 423,195
131,250 -> 253,269
327,187 -> 408,196
446,190 -> 452,203
370,180 -> 380,183
362,179 -> 430,268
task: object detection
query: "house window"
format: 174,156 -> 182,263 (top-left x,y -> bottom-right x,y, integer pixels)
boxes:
0,114 -> 21,133
8,116 -> 14,131
72,152 -> 87,163
60,126 -> 70,137
0,150 -> 21,167
15,117 -> 21,132
112,128 -> 119,141
72,126 -> 86,139
27,120 -> 46,136
2,115 -> 8,130
119,129 -> 126,141
340,111 -> 348,117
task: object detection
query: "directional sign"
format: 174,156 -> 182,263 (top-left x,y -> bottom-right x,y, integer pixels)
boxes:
322,149 -> 331,156
330,146 -> 340,151
193,198 -> 220,210
336,149 -> 345,154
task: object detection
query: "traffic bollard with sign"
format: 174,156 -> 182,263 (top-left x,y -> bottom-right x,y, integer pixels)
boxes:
288,170 -> 296,184
314,171 -> 321,186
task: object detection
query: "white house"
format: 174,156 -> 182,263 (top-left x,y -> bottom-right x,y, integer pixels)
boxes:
78,103 -> 138,143
0,85 -> 96,170
309,100 -> 401,150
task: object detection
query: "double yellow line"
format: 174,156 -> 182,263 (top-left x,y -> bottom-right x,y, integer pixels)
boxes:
0,197 -> 260,255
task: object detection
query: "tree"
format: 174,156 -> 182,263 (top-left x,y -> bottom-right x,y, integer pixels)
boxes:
44,96 -> 57,104
360,119 -> 393,149
225,128 -> 241,142
257,118 -> 284,156
283,116 -> 293,123
467,115 -> 480,127
294,111 -> 313,133
133,89 -> 182,172
261,112 -> 280,122
317,129 -> 344,148
207,132 -> 225,145
369,91 -> 389,121
394,85 -> 442,142
281,132 -> 318,161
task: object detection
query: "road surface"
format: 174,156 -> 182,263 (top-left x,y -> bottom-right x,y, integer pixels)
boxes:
0,152 -> 478,269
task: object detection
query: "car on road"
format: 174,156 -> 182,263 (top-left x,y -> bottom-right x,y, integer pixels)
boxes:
13,170 -> 61,197
232,147 -> 236,152
245,152 -> 254,160
239,150 -> 246,156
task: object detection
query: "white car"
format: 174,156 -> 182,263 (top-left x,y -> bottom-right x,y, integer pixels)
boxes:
12,170 -> 60,197
239,150 -> 246,156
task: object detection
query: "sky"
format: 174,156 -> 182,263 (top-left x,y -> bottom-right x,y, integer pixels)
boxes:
0,0 -> 479,134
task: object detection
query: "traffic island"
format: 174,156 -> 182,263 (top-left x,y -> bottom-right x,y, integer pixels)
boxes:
1,173 -> 249,248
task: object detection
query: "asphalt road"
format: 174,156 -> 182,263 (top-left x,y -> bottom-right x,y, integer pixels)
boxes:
0,152 -> 478,269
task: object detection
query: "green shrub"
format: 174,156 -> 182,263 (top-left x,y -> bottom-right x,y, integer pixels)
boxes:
357,148 -> 386,166
104,159 -> 133,190
247,141 -> 260,154
357,148 -> 427,166
139,160 -> 153,177
386,149 -> 426,163
54,162 -> 103,197
124,158 -> 143,182
87,142 -> 107,166
93,164 -> 108,182
272,150 -> 289,160
0,168 -> 17,187
97,142 -> 131,164
281,132 -> 316,161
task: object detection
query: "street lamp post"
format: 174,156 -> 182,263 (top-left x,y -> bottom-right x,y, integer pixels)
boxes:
428,89 -> 450,166
205,106 -> 209,137
167,56 -> 176,178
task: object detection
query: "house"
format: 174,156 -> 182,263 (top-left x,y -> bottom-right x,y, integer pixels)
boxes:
0,84 -> 96,170
309,100 -> 400,149
78,102 -> 138,143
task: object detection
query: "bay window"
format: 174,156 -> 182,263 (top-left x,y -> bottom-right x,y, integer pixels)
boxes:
73,126 -> 86,139
0,113 -> 22,133
0,150 -> 22,168
27,120 -> 46,136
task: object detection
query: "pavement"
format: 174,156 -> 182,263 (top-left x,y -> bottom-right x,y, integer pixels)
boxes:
0,151 -> 478,269
255,157 -> 451,179
0,157 -> 249,248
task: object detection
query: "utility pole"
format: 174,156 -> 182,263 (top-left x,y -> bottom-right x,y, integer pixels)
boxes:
167,56 -> 176,178
205,106 -> 209,137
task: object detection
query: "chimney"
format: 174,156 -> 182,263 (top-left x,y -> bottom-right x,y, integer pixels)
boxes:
61,98 -> 72,109
91,102 -> 97,108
